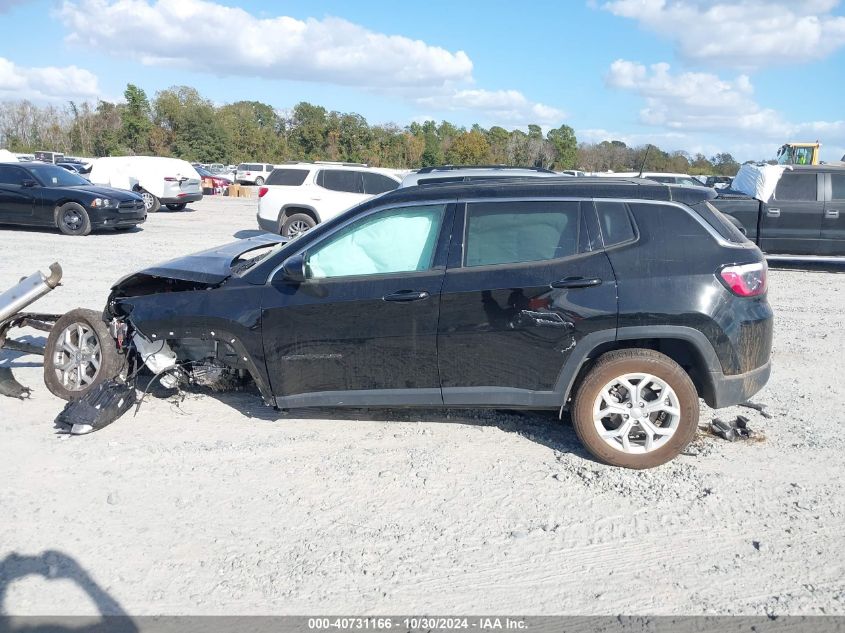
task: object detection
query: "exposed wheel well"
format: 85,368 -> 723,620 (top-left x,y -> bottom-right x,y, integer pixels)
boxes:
569,338 -> 715,406
279,206 -> 319,227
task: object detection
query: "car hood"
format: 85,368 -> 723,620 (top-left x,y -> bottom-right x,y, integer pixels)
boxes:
62,185 -> 143,200
113,233 -> 288,288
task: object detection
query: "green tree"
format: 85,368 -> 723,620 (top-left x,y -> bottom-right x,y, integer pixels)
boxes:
120,84 -> 152,154
546,124 -> 577,169
446,130 -> 491,164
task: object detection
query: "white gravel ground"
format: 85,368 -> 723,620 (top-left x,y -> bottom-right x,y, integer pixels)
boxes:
0,196 -> 843,616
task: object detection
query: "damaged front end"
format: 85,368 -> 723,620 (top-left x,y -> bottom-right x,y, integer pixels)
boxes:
64,234 -> 289,432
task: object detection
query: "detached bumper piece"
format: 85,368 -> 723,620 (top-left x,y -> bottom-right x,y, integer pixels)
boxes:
55,380 -> 136,435
0,367 -> 30,399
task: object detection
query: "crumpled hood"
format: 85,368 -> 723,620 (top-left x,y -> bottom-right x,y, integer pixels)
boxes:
112,233 -> 288,287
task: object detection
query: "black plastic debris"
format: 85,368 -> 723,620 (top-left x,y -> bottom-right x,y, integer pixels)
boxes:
0,367 -> 31,399
710,415 -> 753,442
55,380 -> 136,435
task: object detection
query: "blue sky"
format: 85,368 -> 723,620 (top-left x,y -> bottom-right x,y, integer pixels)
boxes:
1,0 -> 844,161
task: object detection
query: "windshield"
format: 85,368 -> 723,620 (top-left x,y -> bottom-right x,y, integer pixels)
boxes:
28,163 -> 89,187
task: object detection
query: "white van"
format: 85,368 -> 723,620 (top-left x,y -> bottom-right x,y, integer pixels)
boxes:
89,156 -> 203,212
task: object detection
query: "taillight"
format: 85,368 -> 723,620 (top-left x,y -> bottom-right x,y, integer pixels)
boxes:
718,262 -> 767,297
258,187 -> 269,197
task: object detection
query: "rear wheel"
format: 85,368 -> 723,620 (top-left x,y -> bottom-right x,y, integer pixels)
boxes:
572,349 -> 699,469
254,176 -> 265,186
138,189 -> 160,213
56,202 -> 92,236
43,309 -> 123,401
281,212 -> 316,238
166,203 -> 187,211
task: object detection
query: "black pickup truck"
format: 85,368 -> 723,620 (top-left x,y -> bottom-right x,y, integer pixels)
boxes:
711,164 -> 845,257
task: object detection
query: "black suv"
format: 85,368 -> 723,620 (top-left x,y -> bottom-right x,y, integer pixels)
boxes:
45,177 -> 773,468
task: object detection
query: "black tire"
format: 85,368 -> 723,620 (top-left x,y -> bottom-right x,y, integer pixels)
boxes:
281,212 -> 316,238
56,202 -> 92,236
43,309 -> 123,402
254,176 -> 265,186
138,189 -> 161,213
571,349 -> 699,469
166,203 -> 187,211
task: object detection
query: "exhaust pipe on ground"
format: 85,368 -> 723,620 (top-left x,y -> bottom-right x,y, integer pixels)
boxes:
0,263 -> 62,323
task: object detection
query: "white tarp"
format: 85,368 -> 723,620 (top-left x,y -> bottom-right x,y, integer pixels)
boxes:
731,163 -> 791,203
0,149 -> 19,162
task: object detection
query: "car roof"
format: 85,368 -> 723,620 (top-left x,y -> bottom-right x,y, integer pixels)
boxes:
370,176 -> 717,207
782,164 -> 845,173
274,162 -> 403,178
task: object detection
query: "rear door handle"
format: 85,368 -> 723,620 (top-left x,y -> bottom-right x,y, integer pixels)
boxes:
767,208 -> 781,218
383,290 -> 430,302
550,277 -> 603,289
826,209 -> 840,219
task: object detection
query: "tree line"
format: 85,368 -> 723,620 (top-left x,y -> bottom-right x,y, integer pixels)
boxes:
0,83 -> 741,176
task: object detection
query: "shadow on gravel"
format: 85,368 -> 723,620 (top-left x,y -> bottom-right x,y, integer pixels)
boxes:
233,229 -> 270,239
769,260 -> 845,273
0,550 -> 137,631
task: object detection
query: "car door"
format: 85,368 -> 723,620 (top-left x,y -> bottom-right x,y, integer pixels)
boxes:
314,169 -> 370,222
261,201 -> 455,407
437,198 -> 617,408
820,172 -> 845,256
0,164 -> 38,224
761,171 -> 824,255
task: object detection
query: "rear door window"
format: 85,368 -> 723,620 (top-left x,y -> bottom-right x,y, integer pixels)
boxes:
464,200 -> 583,267
362,172 -> 399,195
775,173 -> 818,201
265,169 -> 309,186
594,201 -> 636,246
317,169 -> 364,194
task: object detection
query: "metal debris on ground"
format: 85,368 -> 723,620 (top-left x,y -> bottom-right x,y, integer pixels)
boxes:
54,379 -> 137,435
738,400 -> 772,418
710,415 -> 754,442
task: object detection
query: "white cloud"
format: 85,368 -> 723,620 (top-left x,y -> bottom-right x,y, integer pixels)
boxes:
415,88 -> 566,125
601,0 -> 845,68
604,59 -> 845,160
58,0 -> 473,89
0,56 -> 100,100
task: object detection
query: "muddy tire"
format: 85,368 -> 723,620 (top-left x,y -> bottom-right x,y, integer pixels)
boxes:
43,309 -> 122,401
572,349 -> 699,469
166,203 -> 187,211
138,189 -> 161,213
56,202 -> 92,236
281,212 -> 316,238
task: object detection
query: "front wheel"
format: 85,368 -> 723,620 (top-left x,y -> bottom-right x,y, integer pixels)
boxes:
166,203 -> 187,211
56,202 -> 92,236
138,189 -> 160,213
43,309 -> 123,401
572,349 -> 699,469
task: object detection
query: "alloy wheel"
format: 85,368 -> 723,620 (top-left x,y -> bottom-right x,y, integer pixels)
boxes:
52,323 -> 103,391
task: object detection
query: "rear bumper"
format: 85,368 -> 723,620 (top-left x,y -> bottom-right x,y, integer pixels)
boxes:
706,360 -> 771,408
160,192 -> 203,204
257,215 -> 279,233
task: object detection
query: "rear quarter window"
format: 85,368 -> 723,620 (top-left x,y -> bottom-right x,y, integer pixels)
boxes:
690,201 -> 749,243
265,169 -> 309,186
594,200 -> 636,246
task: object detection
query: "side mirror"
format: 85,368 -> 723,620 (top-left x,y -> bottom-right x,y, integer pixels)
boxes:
281,253 -> 307,282
22,179 -> 37,188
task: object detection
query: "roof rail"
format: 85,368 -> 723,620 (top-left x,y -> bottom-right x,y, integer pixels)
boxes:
280,160 -> 370,167
416,164 -> 555,174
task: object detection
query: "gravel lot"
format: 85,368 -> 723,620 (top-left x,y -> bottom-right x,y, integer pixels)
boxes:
1,196 -> 843,616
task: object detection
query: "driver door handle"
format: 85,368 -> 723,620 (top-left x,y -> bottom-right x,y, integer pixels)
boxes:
383,290 -> 430,302
826,209 -> 840,219
550,277 -> 603,289
767,208 -> 781,218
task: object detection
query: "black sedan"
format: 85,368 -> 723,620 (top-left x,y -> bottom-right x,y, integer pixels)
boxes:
0,162 -> 146,235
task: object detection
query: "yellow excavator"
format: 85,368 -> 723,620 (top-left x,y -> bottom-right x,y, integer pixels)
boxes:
776,141 -> 820,165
